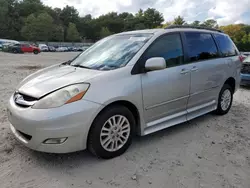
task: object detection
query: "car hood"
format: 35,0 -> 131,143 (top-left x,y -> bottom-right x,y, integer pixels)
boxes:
17,65 -> 102,98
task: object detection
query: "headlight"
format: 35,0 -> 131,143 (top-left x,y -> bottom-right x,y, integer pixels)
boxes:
32,84 -> 89,109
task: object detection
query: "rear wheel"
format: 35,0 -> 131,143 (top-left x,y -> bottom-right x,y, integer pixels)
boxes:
33,50 -> 38,54
88,105 -> 135,159
215,84 -> 233,115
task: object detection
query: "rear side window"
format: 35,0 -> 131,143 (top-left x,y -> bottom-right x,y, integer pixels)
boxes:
185,32 -> 218,62
143,33 -> 184,67
214,34 -> 237,57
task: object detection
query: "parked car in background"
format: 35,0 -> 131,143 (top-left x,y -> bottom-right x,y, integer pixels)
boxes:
76,47 -> 83,51
7,27 -> 241,159
82,46 -> 89,51
0,39 -> 19,51
56,47 -> 68,52
8,43 -> 40,54
0,39 -> 19,46
241,56 -> 250,86
48,46 -> 56,52
39,44 -> 48,52
241,52 -> 250,56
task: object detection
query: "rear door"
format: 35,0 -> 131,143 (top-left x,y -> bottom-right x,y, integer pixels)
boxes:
184,32 -> 225,120
213,34 -> 241,90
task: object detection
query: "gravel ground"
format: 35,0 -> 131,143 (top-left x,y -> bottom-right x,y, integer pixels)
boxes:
1,52 -> 250,188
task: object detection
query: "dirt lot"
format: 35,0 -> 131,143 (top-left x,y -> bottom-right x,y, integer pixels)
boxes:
1,52 -> 250,188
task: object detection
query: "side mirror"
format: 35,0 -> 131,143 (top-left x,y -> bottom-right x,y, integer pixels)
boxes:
145,57 -> 166,71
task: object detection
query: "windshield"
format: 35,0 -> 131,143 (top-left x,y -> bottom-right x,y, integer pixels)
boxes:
70,34 -> 152,70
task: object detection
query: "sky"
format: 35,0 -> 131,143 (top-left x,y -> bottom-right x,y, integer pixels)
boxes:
42,0 -> 250,25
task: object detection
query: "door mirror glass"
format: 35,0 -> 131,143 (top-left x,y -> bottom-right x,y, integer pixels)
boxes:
145,57 -> 166,71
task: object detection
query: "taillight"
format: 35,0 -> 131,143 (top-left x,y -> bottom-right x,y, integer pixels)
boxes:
239,55 -> 245,62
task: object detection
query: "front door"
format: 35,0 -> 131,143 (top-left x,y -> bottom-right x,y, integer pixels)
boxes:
140,33 -> 191,134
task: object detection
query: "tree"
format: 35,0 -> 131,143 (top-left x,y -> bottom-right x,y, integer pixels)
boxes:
173,16 -> 185,25
60,5 -> 79,28
220,24 -> 246,43
66,22 -> 80,42
143,8 -> 164,28
18,0 -> 44,17
191,20 -> 200,27
135,9 -> 143,18
21,12 -> 53,42
0,0 -> 22,39
21,14 -> 37,41
100,27 -> 112,38
201,19 -> 218,28
51,25 -> 64,41
161,21 -> 173,28
36,12 -> 53,41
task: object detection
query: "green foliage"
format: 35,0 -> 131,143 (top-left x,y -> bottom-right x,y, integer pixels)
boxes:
21,12 -> 53,42
143,8 -> 164,28
100,27 -> 112,38
191,21 -> 200,27
66,22 -> 80,42
200,19 -> 218,28
51,25 -> 64,42
173,16 -> 185,25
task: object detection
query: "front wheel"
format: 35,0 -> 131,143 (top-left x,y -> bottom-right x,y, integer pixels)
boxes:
12,49 -> 18,53
88,105 -> 135,159
33,50 -> 38,54
215,84 -> 233,115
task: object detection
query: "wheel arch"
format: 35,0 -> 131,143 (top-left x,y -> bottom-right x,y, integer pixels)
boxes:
87,100 -> 142,144
224,77 -> 236,93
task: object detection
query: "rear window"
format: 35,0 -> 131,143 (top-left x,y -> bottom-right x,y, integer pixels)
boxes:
185,32 -> 219,62
214,34 -> 238,57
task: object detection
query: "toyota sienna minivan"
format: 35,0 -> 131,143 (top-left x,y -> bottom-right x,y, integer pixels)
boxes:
7,26 -> 242,159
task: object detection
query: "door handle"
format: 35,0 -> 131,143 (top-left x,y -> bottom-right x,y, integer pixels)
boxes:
180,69 -> 190,74
191,66 -> 198,72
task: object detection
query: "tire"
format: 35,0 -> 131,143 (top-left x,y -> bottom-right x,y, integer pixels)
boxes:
88,105 -> 135,159
215,84 -> 233,115
33,50 -> 38,54
12,49 -> 17,53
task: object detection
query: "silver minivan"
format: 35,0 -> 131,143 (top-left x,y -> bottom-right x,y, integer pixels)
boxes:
7,26 -> 242,159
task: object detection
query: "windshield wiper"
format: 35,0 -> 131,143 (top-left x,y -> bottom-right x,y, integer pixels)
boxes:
72,64 -> 91,69
61,60 -> 72,65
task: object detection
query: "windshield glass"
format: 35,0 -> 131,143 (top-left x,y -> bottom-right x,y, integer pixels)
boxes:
70,34 -> 152,70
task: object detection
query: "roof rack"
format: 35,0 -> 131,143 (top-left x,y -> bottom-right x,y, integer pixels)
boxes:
165,25 -> 223,33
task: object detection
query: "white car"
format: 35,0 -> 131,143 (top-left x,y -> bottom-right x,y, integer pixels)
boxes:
56,47 -> 68,52
39,44 -> 49,52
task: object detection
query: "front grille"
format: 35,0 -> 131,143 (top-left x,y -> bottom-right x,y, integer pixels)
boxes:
17,130 -> 32,141
22,94 -> 37,101
14,92 -> 37,107
241,64 -> 250,74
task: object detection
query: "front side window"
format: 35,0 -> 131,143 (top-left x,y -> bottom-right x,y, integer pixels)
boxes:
143,33 -> 184,67
70,34 -> 152,70
185,32 -> 218,62
214,34 -> 237,57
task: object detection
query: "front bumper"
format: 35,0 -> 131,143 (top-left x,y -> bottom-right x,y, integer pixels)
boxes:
240,73 -> 250,86
7,95 -> 102,153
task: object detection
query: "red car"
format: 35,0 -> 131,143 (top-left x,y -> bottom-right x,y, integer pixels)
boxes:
8,44 -> 40,54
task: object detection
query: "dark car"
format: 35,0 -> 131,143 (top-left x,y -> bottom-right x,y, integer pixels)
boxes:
7,44 -> 22,53
241,56 -> 250,86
